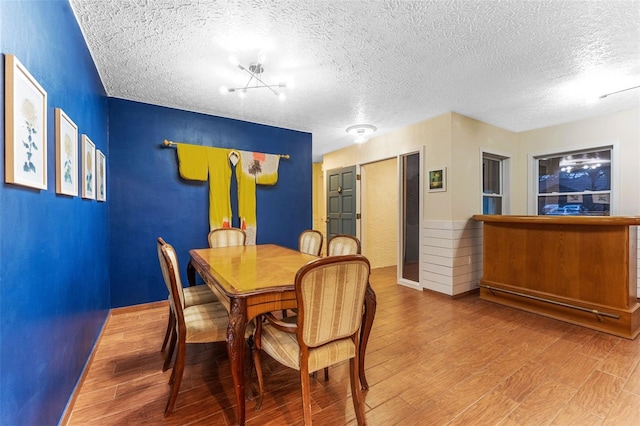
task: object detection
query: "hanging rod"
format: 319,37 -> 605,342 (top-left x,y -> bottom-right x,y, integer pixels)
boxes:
161,139 -> 290,159
479,284 -> 620,322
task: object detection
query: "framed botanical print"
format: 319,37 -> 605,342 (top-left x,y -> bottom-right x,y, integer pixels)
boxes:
55,108 -> 78,196
96,149 -> 106,202
81,134 -> 96,199
4,54 -> 48,189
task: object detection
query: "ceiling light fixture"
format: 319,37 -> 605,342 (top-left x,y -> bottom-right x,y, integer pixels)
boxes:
219,60 -> 287,101
598,85 -> 640,99
346,124 -> 377,144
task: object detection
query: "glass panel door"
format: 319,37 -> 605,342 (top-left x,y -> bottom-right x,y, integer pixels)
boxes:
401,152 -> 420,282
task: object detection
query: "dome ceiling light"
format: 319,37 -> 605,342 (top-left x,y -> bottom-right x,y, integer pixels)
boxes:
346,124 -> 377,144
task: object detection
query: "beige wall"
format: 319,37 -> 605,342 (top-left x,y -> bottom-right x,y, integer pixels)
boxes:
323,108 -> 639,222
361,158 -> 398,268
323,112 -> 453,220
450,113 -> 519,219
517,108 -> 640,215
318,108 -> 640,293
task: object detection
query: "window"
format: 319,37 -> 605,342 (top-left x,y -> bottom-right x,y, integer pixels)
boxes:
536,147 -> 611,216
482,153 -> 505,214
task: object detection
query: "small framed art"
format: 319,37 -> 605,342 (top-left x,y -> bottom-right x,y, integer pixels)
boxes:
428,167 -> 446,192
81,135 -> 96,199
55,108 -> 78,196
4,54 -> 48,189
96,149 -> 106,202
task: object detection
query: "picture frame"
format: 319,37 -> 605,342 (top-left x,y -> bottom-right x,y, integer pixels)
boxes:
428,166 -> 446,192
4,54 -> 48,189
96,149 -> 106,202
81,134 -> 96,199
55,108 -> 78,196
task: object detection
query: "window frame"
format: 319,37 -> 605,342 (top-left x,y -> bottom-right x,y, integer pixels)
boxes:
529,144 -> 617,216
480,149 -> 510,215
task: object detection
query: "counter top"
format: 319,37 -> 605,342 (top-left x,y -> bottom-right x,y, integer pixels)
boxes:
472,214 -> 640,226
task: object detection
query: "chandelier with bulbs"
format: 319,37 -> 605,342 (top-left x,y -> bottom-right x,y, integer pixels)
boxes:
219,59 -> 287,101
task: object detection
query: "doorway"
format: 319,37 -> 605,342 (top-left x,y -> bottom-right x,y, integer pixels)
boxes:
360,159 -> 397,269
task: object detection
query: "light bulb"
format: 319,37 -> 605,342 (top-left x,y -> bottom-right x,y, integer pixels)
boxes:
278,92 -> 286,101
219,85 -> 229,95
237,89 -> 247,99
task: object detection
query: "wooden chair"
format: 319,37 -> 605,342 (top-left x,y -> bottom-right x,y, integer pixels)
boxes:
298,229 -> 323,256
208,227 -> 246,248
157,238 -> 230,416
252,255 -> 370,425
327,234 -> 361,256
158,237 -> 217,368
283,230 -> 324,318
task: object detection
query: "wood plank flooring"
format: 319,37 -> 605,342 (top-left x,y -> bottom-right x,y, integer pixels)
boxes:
66,267 -> 640,425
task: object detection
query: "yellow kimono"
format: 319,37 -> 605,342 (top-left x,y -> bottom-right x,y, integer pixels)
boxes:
176,144 -> 280,245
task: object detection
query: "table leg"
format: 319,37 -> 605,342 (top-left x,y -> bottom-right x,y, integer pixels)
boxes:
187,259 -> 197,287
359,283 -> 377,390
227,297 -> 248,425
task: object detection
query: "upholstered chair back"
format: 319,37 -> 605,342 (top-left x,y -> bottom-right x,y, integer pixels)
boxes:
327,235 -> 361,256
296,255 -> 370,348
298,229 -> 323,256
208,228 -> 246,248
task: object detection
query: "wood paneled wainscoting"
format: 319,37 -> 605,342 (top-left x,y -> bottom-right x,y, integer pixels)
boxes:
474,215 -> 640,339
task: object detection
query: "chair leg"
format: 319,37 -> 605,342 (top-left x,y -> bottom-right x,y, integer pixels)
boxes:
349,357 -> 366,425
161,307 -> 174,352
300,365 -> 313,425
163,330 -> 177,373
164,340 -> 186,416
252,343 -> 264,411
324,367 -> 329,381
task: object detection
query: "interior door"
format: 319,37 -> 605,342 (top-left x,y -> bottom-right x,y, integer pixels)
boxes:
326,166 -> 357,240
399,151 -> 421,284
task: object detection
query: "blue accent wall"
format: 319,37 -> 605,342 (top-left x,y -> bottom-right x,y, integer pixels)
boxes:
108,99 -> 312,307
0,1 -> 110,425
1,1 -> 312,423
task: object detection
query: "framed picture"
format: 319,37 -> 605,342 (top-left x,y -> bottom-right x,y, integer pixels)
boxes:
81,135 -> 96,199
428,167 -> 446,192
96,149 -> 106,202
4,54 -> 48,189
55,108 -> 78,196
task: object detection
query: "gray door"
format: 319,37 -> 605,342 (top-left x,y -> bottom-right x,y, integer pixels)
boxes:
326,166 -> 357,240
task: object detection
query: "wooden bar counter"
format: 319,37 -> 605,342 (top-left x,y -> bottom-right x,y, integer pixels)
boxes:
472,215 -> 640,339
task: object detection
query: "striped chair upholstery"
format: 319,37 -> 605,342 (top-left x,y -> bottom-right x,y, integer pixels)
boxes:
252,255 -> 370,425
158,239 -> 232,416
208,227 -> 246,248
298,229 -> 323,256
327,234 -> 361,256
157,238 -> 217,367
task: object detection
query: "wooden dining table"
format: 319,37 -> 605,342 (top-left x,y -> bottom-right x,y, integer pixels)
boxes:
187,244 -> 377,425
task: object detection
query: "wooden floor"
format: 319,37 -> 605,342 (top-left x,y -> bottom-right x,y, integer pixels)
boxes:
67,266 -> 640,425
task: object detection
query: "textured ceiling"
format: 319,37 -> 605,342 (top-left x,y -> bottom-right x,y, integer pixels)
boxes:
69,0 -> 640,161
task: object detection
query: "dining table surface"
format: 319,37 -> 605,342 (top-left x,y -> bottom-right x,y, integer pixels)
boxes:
187,243 -> 377,425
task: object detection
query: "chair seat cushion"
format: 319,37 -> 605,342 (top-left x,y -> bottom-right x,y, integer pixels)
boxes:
183,302 -> 254,343
183,285 -> 218,306
260,323 -> 355,373
183,302 -> 229,343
